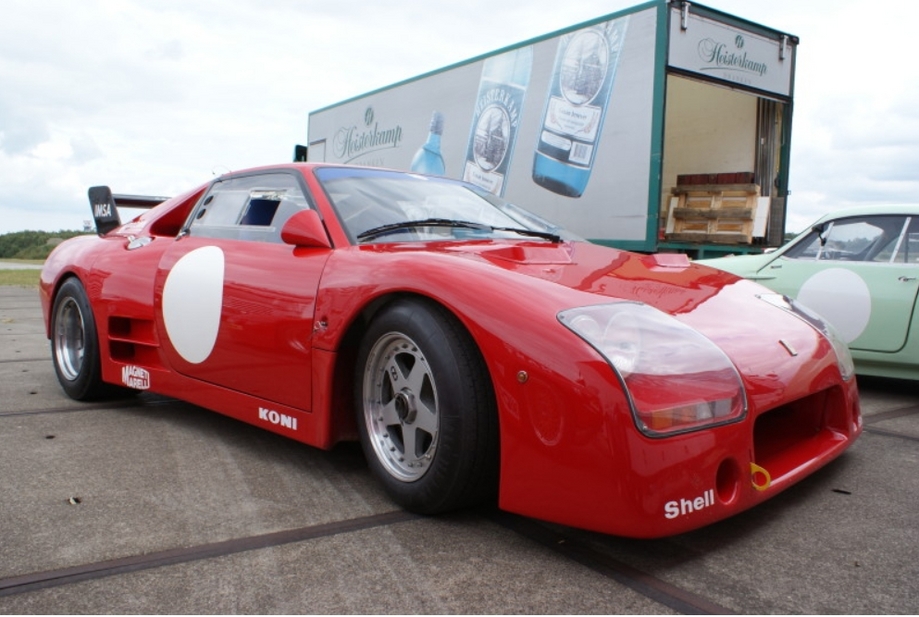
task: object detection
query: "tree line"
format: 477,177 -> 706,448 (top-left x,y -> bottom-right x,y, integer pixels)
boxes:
0,230 -> 87,260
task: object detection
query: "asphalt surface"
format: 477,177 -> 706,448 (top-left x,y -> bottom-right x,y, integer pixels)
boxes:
1,284 -> 917,614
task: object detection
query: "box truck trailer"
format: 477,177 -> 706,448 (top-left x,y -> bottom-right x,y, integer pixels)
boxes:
303,0 -> 797,256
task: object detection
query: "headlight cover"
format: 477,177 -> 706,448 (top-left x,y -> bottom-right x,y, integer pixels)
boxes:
559,302 -> 747,437
758,293 -> 855,381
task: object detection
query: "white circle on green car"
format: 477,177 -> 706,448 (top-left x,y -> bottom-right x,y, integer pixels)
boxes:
797,268 -> 871,343
162,246 -> 225,363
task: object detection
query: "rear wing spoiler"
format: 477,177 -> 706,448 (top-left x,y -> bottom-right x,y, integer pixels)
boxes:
88,186 -> 171,235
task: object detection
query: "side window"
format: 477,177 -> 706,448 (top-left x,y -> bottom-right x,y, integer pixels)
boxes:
187,173 -> 311,243
891,217 -> 919,264
785,216 -> 906,262
193,185 -> 249,229
784,230 -> 822,260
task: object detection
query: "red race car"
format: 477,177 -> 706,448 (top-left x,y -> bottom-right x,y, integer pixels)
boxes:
40,164 -> 861,538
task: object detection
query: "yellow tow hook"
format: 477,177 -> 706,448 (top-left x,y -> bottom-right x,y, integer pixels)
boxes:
751,462 -> 772,491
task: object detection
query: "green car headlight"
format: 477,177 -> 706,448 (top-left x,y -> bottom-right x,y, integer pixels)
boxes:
559,302 -> 747,437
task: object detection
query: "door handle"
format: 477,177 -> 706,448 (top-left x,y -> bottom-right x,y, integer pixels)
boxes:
898,276 -> 917,282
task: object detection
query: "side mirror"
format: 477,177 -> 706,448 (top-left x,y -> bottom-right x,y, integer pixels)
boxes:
281,209 -> 332,249
812,222 -> 828,246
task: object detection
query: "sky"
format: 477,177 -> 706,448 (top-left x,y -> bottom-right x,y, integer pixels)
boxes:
0,0 -> 915,236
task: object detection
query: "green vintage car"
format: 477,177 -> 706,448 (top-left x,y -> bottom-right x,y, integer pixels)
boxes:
698,205 -> 919,380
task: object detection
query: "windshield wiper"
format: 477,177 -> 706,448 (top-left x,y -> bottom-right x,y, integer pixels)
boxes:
357,218 -> 490,241
356,218 -> 561,243
490,226 -> 561,243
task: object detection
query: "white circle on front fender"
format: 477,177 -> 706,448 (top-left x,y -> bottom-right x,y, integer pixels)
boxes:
796,268 -> 871,343
162,246 -> 224,363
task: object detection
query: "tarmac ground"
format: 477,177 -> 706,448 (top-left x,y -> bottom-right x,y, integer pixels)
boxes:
1,284 -> 917,614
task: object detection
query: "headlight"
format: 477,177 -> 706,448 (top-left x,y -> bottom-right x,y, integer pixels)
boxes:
559,303 -> 747,437
758,293 -> 855,381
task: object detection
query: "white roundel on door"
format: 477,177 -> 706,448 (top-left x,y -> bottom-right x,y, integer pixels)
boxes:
162,246 -> 225,364
796,268 -> 871,343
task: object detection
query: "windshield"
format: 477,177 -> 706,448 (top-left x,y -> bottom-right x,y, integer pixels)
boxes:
314,167 -> 580,244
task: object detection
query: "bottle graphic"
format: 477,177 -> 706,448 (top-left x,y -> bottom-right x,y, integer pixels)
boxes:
533,17 -> 629,198
410,111 -> 446,175
463,46 -> 533,196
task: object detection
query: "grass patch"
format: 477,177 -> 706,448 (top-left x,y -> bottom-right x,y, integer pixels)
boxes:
0,269 -> 41,287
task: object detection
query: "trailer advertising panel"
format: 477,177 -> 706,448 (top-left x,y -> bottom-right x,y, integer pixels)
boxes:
306,1 -> 796,254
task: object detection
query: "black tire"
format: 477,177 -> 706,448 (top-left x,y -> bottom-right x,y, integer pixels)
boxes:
50,278 -> 115,401
354,298 -> 498,514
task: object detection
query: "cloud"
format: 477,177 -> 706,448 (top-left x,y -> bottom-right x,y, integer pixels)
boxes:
0,0 -> 916,242
0,102 -> 51,155
68,134 -> 103,164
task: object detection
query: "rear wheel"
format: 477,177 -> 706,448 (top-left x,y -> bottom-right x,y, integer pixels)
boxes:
51,278 -> 112,400
355,298 -> 498,514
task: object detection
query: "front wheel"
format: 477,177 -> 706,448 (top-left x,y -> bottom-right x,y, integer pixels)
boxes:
355,298 -> 498,514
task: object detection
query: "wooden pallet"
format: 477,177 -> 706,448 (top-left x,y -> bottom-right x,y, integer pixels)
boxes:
664,184 -> 761,244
